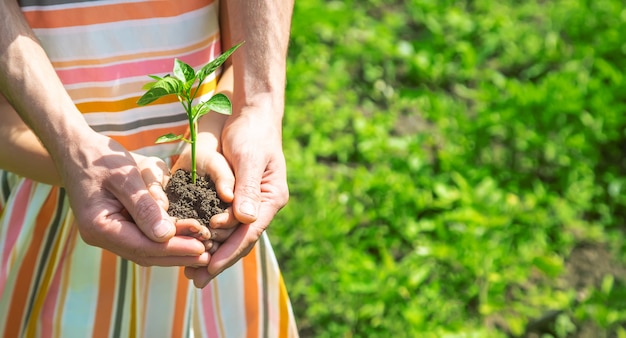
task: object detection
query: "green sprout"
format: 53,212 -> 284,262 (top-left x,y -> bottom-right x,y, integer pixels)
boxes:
137,42 -> 243,184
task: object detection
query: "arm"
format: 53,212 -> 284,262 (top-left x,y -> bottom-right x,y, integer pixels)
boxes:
0,93 -> 60,185
0,0 -> 208,266
189,0 -> 294,288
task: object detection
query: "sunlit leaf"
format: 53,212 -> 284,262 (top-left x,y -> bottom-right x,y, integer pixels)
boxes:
155,133 -> 184,143
173,58 -> 196,83
137,76 -> 183,105
191,94 -> 232,123
197,42 -> 244,83
204,93 -> 232,115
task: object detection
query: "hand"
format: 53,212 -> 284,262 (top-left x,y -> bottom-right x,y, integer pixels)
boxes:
187,105 -> 289,288
64,133 -> 210,267
172,126 -> 242,286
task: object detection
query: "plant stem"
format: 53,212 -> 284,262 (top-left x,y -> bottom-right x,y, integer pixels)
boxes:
186,100 -> 197,184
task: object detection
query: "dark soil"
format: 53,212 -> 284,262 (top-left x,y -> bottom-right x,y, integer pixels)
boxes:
165,169 -> 230,227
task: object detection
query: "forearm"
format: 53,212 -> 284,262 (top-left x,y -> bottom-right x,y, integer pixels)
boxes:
221,0 -> 294,123
0,1 -> 94,171
0,94 -> 61,185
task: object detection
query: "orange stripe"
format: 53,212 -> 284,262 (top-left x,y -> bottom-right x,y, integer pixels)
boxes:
23,0 -> 214,29
108,125 -> 186,152
92,251 -> 118,338
75,80 -> 217,113
54,33 -> 219,69
3,187 -> 58,338
242,246 -> 260,338
170,268 -> 189,338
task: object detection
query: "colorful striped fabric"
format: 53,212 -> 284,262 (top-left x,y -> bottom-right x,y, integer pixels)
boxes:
0,1 -> 298,337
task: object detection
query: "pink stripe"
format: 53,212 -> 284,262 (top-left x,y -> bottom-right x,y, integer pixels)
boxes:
0,180 -> 33,294
55,42 -> 221,85
39,237 -> 70,338
201,285 -> 220,338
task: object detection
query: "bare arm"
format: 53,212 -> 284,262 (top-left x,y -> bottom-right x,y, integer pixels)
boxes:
221,0 -> 292,125
0,0 -> 210,266
0,93 -> 60,185
189,0 -> 294,287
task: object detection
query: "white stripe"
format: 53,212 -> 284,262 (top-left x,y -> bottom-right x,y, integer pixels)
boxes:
59,238 -> 102,337
214,260 -> 248,338
262,234 -> 281,338
21,0 -> 149,12
32,3 -> 219,63
143,267 -> 180,336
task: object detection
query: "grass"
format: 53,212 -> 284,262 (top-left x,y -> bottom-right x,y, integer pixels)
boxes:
270,0 -> 626,336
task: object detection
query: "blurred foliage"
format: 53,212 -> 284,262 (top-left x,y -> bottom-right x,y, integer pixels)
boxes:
270,0 -> 626,336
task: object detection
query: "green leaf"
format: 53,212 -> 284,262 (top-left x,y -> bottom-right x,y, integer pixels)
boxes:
191,104 -> 210,122
197,42 -> 244,83
137,76 -> 183,105
155,133 -> 184,143
141,81 -> 156,90
204,93 -> 232,115
173,59 -> 196,83
190,93 -> 232,123
141,75 -> 166,90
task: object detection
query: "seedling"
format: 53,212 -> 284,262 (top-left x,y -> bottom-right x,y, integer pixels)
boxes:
137,42 -> 243,183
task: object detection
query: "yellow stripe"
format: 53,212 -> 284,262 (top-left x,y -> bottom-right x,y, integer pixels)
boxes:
130,266 -> 137,338
278,275 -> 290,338
54,223 -> 79,338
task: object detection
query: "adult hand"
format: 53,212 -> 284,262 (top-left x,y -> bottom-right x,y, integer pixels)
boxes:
65,133 -> 210,267
0,0 -> 211,268
187,104 -> 289,288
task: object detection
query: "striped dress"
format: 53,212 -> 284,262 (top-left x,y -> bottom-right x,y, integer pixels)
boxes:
0,1 -> 299,337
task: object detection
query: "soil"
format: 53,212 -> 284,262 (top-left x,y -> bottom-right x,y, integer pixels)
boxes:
525,241 -> 626,337
165,169 -> 230,227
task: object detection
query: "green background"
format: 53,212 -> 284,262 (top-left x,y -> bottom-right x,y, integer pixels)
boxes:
270,0 -> 626,336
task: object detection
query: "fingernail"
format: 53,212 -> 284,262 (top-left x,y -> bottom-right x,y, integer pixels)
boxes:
153,220 -> 173,238
240,201 -> 256,217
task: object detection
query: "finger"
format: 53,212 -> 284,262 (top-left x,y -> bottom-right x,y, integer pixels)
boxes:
184,266 -> 214,288
208,240 -> 220,254
139,157 -> 171,210
139,252 -> 210,267
206,227 -> 236,243
81,218 -> 210,268
184,266 -> 196,280
210,207 -> 240,229
175,218 -> 210,241
194,151 -> 235,204
109,167 -> 175,242
203,239 -> 221,253
206,201 -> 278,278
192,223 -> 264,288
231,162 -> 263,224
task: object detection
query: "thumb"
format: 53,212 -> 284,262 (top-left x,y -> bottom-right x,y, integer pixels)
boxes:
113,175 -> 175,242
232,164 -> 263,224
